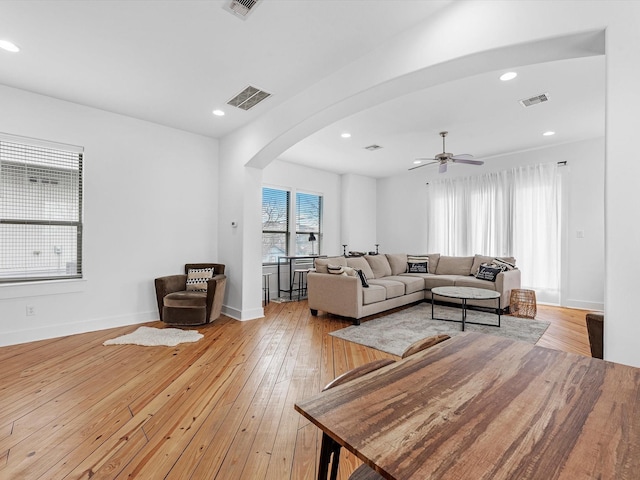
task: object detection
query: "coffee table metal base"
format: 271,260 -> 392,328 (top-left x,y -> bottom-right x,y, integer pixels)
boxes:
431,289 -> 501,331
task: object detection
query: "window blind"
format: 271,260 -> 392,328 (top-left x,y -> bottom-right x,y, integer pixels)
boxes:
295,192 -> 322,256
0,134 -> 84,283
262,187 -> 290,263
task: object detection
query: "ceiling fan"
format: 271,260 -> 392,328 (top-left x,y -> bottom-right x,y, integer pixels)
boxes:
409,131 -> 484,173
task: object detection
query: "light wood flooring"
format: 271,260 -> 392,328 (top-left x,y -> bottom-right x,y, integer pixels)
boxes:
0,300 -> 590,479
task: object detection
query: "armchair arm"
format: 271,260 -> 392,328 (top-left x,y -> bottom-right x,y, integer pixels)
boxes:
206,274 -> 227,322
154,274 -> 187,320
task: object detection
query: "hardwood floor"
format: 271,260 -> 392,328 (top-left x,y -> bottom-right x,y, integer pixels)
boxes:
0,300 -> 590,479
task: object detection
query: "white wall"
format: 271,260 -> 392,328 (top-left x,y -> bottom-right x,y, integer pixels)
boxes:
377,138 -> 605,310
0,84 -> 219,346
341,174 -> 377,254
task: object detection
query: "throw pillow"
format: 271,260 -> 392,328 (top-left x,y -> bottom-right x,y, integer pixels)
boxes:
407,261 -> 428,273
407,255 -> 429,273
327,264 -> 344,275
494,257 -> 517,270
343,266 -> 358,277
475,264 -> 502,282
356,269 -> 369,288
186,268 -> 214,292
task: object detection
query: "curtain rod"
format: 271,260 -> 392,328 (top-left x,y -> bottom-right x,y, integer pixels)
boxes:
425,161 -> 568,184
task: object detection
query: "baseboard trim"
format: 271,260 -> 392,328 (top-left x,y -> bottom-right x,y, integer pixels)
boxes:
221,304 -> 264,321
564,299 -> 604,311
0,310 -> 157,347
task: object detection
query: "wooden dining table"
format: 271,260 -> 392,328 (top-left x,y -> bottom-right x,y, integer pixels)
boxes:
295,332 -> 640,480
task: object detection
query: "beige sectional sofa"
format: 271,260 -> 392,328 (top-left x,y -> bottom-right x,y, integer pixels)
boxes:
307,253 -> 521,325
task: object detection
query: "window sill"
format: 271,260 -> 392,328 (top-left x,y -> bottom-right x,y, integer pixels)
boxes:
0,278 -> 87,300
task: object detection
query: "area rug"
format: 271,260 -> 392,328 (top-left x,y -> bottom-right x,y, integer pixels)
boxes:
103,326 -> 203,347
329,303 -> 550,356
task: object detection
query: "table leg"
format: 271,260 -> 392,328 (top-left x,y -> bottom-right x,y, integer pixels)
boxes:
277,258 -> 282,298
431,290 -> 434,319
462,298 -> 467,331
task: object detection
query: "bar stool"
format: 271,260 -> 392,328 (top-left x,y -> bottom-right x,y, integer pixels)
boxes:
262,272 -> 272,305
291,268 -> 309,301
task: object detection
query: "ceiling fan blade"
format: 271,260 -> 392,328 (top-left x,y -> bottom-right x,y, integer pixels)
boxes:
439,162 -> 448,174
408,160 -> 438,171
451,154 -> 474,160
451,158 -> 484,166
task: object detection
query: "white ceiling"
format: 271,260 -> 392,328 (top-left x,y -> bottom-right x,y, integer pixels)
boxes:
0,1 -> 604,178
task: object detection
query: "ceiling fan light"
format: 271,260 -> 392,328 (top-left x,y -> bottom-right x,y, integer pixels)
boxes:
500,71 -> 517,81
413,160 -> 422,164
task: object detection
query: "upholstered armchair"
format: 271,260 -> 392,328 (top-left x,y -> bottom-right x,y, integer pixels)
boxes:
155,263 -> 226,326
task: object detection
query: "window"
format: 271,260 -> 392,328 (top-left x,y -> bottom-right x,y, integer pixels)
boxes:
261,187 -> 323,263
262,187 -> 290,263
0,134 -> 83,283
295,192 -> 322,256
427,162 -> 561,302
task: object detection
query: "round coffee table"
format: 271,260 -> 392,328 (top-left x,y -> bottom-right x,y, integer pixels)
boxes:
430,286 -> 501,331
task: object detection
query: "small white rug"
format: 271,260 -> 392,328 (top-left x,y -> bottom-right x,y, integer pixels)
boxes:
103,326 -> 203,347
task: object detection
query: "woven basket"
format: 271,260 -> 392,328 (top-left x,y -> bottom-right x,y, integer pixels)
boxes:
510,289 -> 537,319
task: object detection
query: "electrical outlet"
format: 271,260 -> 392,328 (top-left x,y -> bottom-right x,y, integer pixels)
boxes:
26,305 -> 35,316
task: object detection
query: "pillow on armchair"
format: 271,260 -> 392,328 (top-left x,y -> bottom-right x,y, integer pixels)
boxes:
186,268 -> 214,292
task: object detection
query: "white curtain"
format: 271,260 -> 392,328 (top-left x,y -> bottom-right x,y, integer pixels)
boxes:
427,162 -> 561,300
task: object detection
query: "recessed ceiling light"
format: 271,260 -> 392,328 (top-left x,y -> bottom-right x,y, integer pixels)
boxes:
212,109 -> 225,116
543,131 -> 556,136
500,71 -> 517,81
413,160 -> 422,165
0,40 -> 20,53
341,132 -> 351,138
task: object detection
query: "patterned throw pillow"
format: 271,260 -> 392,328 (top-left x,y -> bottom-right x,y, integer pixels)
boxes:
407,255 -> 429,273
186,268 -> 214,292
328,264 -> 344,275
475,264 -> 502,282
494,258 -> 517,271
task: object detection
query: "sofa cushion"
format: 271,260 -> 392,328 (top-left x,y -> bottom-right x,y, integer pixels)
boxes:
346,256 -> 375,280
164,290 -> 207,307
410,253 -> 440,273
367,279 -> 405,299
365,254 -> 392,278
362,284 -> 386,305
423,274 -> 458,290
315,256 -> 347,274
435,256 -> 474,276
386,253 -> 408,275
385,275 -> 425,295
454,276 -> 499,291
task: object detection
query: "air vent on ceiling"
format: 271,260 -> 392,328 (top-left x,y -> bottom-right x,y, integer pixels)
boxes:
227,85 -> 272,111
223,0 -> 261,20
519,93 -> 549,108
364,144 -> 383,151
